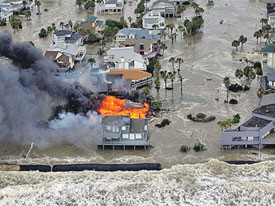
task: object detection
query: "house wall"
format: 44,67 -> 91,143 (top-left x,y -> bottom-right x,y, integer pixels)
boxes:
221,129 -> 260,146
268,15 -> 275,28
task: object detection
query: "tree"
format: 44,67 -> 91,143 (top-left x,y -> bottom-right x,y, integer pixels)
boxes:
88,57 -> 95,66
169,57 -> 175,73
166,23 -> 175,34
231,40 -> 240,51
176,57 -> 184,74
25,10 -> 31,21
119,17 -> 128,28
97,48 -> 105,55
128,16 -> 133,25
243,66 -> 253,79
68,20 -> 73,31
152,24 -> 159,30
191,2 -> 199,10
169,73 -> 175,89
39,28 -> 48,38
223,76 -> 230,103
177,4 -> 186,15
235,68 -> 244,85
84,0 -> 95,10
47,26 -> 53,33
51,23 -> 56,31
103,26 -> 119,41
73,22 -> 80,32
59,22 -> 64,30
260,18 -> 268,27
9,17 -> 22,31
23,0 -> 27,8
238,35 -> 247,50
134,0 -> 145,14
262,24 -> 271,33
254,30 -> 261,43
179,75 -> 183,92
169,33 -> 177,45
154,76 -> 161,94
75,0 -> 83,8
160,70 -> 169,89
35,0 -> 41,14
158,31 -> 167,40
160,42 -> 167,56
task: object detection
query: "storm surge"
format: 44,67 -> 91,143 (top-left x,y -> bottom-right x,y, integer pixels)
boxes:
0,159 -> 274,205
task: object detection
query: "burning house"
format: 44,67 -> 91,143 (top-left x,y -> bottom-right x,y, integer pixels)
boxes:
96,95 -> 152,150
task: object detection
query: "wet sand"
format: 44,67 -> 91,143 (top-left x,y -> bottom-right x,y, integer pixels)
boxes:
0,0 -> 274,168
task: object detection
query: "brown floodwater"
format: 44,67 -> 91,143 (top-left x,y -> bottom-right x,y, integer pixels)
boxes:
0,0 -> 274,168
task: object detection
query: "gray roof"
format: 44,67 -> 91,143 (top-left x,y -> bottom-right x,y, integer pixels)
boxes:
152,0 -> 174,8
107,47 -> 144,63
130,119 -> 147,133
102,115 -> 130,125
261,44 -> 275,53
105,0 -> 118,4
260,93 -> 275,107
143,18 -> 158,24
117,28 -> 159,39
267,73 -> 275,81
253,105 -> 275,119
65,33 -> 81,42
242,116 -> 271,129
54,30 -> 72,36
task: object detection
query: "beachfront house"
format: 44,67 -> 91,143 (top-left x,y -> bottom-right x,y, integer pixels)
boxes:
80,16 -> 104,35
44,51 -> 74,71
52,30 -> 83,46
99,0 -> 123,14
105,47 -> 147,71
261,44 -> 275,89
0,5 -> 13,21
142,11 -> 165,30
221,93 -> 275,149
115,28 -> 159,43
97,115 -> 152,150
152,0 -> 177,18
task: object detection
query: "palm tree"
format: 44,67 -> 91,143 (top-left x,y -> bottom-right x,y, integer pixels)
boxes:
232,40 -> 240,51
160,42 -> 167,56
235,68 -> 244,85
217,121 -> 229,131
260,18 -> 268,27
238,35 -> 247,51
25,10 -> 31,21
152,24 -> 159,30
166,23 -> 175,34
22,0 -> 27,8
97,48 -> 105,55
223,76 -> 230,103
76,0 -> 83,8
169,57 -> 175,73
68,20 -> 73,31
177,4 -> 186,17
47,26 -> 53,33
99,39 -> 106,49
35,0 -> 41,14
73,22 -> 80,32
160,70 -> 169,89
51,23 -> 57,32
88,57 -> 95,67
158,31 -> 167,40
176,57 -> 184,74
59,22 -> 64,30
178,75 -> 183,92
169,73 -> 175,89
169,33 -> 177,45
154,76 -> 161,94
254,31 -> 261,43
191,2 -> 199,10
128,16 -> 133,25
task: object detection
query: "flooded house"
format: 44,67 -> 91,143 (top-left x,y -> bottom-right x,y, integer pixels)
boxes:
99,0 -> 123,14
221,93 -> 275,149
115,28 -> 159,43
142,11 -> 165,30
261,44 -> 275,89
151,0 -> 177,18
97,115 -> 152,150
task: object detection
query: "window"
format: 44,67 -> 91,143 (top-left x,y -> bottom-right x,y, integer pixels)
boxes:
269,81 -> 273,86
122,126 -> 126,131
116,127 -> 120,132
130,133 -> 135,140
122,134 -> 129,139
144,125 -> 148,131
263,53 -> 268,58
107,126 -> 111,131
136,133 -> 142,139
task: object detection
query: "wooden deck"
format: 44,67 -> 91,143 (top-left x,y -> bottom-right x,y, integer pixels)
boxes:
96,140 -> 153,150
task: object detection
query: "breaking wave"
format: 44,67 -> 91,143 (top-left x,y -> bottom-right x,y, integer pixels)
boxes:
0,159 -> 274,205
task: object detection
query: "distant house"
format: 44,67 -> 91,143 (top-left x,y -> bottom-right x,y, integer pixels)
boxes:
221,93 -> 275,150
142,11 -> 165,30
52,30 -> 83,46
105,47 -> 147,71
0,5 -> 13,21
268,12 -> 275,29
44,51 -> 74,71
99,0 -> 124,14
123,38 -> 159,59
267,0 -> 275,14
96,115 -> 152,150
152,0 -> 177,18
80,16 -> 104,34
115,28 -> 159,42
168,0 -> 189,5
107,69 -> 153,90
260,44 -> 275,89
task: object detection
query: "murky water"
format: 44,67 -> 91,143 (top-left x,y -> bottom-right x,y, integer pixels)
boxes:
0,0 -> 275,169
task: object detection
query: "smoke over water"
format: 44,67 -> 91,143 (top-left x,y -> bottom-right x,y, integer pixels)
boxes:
0,159 -> 274,205
0,32 -> 102,148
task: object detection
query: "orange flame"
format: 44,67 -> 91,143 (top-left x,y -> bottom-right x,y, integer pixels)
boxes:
97,96 -> 149,119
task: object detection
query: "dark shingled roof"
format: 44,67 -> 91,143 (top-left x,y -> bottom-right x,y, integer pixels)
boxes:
253,105 -> 275,119
261,44 -> 275,53
242,116 -> 271,129
65,33 -> 81,41
54,30 -> 72,36
102,115 -> 130,125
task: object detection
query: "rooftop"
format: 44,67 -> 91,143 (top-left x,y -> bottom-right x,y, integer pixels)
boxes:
253,105 -> 275,119
124,38 -> 158,53
260,93 -> 275,107
54,30 -> 72,36
117,28 -> 159,39
107,69 -> 152,81
102,115 -> 130,125
65,33 -> 81,42
152,0 -> 174,7
261,44 -> 275,53
242,116 -> 271,129
107,47 -> 144,63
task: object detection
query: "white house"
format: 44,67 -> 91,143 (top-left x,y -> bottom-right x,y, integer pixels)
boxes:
115,28 -> 160,42
0,5 -> 13,21
99,0 -> 123,14
52,30 -> 83,46
142,11 -> 165,30
268,12 -> 275,29
105,47 -> 147,71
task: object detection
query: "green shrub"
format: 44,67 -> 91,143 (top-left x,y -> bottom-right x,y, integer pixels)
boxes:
156,119 -> 171,128
196,113 -> 207,119
231,114 -> 240,124
151,100 -> 162,111
193,142 -> 206,152
180,145 -> 191,153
